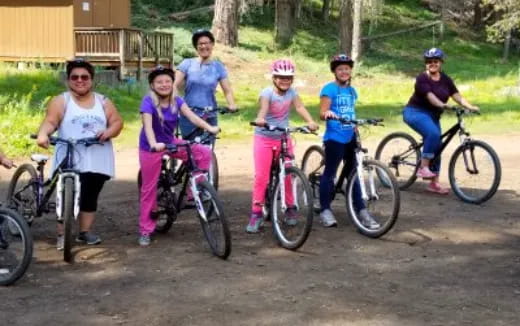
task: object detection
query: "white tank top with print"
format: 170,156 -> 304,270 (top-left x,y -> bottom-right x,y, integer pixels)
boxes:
51,92 -> 115,178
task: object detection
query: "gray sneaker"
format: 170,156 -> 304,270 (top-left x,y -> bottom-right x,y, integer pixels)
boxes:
359,209 -> 380,229
138,234 -> 151,247
57,235 -> 64,251
75,232 -> 102,245
319,209 -> 337,227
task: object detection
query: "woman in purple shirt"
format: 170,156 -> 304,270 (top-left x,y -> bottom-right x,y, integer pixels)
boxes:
403,48 -> 479,194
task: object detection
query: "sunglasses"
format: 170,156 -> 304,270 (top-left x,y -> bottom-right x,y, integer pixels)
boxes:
69,74 -> 91,81
425,59 -> 441,64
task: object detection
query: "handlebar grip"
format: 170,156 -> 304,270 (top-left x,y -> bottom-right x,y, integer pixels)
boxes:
30,134 -> 37,139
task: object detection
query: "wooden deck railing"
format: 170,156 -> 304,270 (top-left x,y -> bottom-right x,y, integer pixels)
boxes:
74,28 -> 174,80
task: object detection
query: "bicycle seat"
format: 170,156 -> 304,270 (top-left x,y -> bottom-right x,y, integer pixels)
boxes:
31,154 -> 49,163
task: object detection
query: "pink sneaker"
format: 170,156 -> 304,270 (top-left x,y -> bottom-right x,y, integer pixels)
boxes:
416,166 -> 437,179
426,182 -> 449,195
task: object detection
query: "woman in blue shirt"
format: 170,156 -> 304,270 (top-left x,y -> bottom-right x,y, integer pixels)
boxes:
174,29 -> 237,138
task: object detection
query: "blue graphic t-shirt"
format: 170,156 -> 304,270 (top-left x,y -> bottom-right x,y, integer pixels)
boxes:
320,82 -> 358,144
177,58 -> 228,110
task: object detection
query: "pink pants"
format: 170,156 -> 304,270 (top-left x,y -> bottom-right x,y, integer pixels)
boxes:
139,139 -> 211,236
251,134 -> 295,214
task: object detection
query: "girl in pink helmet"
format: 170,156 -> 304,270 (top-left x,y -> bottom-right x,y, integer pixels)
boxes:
247,59 -> 318,233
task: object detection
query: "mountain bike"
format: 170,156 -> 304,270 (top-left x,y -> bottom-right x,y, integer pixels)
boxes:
0,205 -> 33,286
184,106 -> 239,190
250,122 -> 314,250
6,135 -> 104,262
301,118 -> 400,238
375,106 -> 501,204
137,132 -> 231,259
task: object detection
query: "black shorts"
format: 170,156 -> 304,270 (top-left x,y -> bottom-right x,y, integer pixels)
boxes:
79,172 -> 110,212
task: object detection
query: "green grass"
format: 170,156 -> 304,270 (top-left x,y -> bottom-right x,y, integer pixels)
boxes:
1,2 -> 519,157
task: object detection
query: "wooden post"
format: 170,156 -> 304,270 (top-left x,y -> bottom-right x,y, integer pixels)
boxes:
171,33 -> 175,68
119,29 -> 126,80
137,31 -> 143,81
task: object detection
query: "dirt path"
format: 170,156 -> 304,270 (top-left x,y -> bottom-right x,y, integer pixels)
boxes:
1,134 -> 519,325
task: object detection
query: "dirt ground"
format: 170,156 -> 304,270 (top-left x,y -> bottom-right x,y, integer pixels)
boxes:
0,133 -> 519,326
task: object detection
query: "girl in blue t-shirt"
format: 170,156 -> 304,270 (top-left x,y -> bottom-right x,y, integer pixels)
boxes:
318,54 -> 379,230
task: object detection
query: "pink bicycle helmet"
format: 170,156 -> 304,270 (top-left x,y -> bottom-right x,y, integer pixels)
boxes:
271,59 -> 295,76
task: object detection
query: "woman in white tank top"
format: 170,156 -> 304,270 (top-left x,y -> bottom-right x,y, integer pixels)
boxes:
36,60 -> 124,250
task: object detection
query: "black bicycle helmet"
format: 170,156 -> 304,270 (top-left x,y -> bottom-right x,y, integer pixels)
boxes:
330,54 -> 354,72
66,58 -> 95,78
148,65 -> 175,84
191,29 -> 215,48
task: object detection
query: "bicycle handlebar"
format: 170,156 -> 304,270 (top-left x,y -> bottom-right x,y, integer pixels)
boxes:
191,106 -> 239,115
30,134 -> 104,147
151,132 -> 218,153
328,117 -> 384,126
446,106 -> 481,116
249,122 -> 317,135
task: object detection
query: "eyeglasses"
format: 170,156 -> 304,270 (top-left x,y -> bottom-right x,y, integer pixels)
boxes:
69,74 -> 91,81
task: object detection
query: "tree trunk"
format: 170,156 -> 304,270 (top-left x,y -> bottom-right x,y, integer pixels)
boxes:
351,0 -> 362,61
275,0 -> 296,47
339,0 -> 353,55
503,28 -> 512,61
473,0 -> 482,29
295,0 -> 302,19
212,0 -> 239,47
322,0 -> 331,20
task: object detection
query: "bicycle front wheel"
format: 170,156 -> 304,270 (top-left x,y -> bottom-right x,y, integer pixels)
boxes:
448,140 -> 501,204
62,177 -> 75,263
209,151 -> 219,191
6,163 -> 38,225
196,180 -> 231,259
346,160 -> 400,238
0,207 -> 33,286
375,132 -> 420,190
271,167 -> 313,250
301,145 -> 325,212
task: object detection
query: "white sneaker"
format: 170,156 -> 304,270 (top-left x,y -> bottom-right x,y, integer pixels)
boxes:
359,209 -> 380,230
56,235 -> 64,251
319,209 -> 337,227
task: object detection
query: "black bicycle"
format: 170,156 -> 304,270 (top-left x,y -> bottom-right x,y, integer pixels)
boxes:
137,132 -> 231,259
6,135 -> 103,262
0,205 -> 33,286
301,118 -> 400,238
250,122 -> 314,250
186,106 -> 239,190
375,106 -> 501,204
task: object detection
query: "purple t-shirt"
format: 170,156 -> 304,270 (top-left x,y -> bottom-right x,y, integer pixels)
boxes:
407,72 -> 458,116
139,95 -> 184,152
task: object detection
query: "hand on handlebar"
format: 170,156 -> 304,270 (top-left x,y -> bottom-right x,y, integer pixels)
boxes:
207,126 -> 220,135
254,118 -> 267,127
152,142 -> 166,151
96,130 -> 111,142
307,121 -> 319,132
36,133 -> 50,149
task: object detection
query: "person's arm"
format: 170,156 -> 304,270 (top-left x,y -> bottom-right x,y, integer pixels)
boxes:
0,148 -> 13,169
426,92 -> 449,109
180,103 -> 220,134
293,95 -> 318,131
36,95 -> 65,149
173,70 -> 186,94
319,96 -> 338,120
451,93 -> 479,112
142,113 -> 165,151
97,98 -> 124,142
219,78 -> 237,111
254,96 -> 270,126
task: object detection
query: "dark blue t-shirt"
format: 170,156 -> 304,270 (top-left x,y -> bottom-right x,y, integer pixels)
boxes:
407,72 -> 458,116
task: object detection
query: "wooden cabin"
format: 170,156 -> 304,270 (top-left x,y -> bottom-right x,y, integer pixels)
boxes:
0,0 -> 174,79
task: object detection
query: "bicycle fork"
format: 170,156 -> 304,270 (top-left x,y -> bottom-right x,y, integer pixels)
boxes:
190,173 -> 209,222
55,173 -> 81,221
355,152 -> 378,202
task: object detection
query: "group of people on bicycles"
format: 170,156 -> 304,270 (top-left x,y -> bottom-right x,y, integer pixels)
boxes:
1,28 -> 480,251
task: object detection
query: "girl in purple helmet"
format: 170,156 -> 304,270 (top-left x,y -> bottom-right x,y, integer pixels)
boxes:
246,59 -> 318,233
403,48 -> 479,194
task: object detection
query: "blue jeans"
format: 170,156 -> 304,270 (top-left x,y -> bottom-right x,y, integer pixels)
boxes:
319,139 -> 365,212
403,106 -> 442,173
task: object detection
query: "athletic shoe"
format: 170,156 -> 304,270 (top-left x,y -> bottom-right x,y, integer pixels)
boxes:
359,209 -> 380,229
56,235 -> 64,251
138,234 -> 151,247
426,182 -> 449,195
246,213 -> 264,233
319,209 -> 337,227
416,166 -> 436,179
75,232 -> 102,245
284,206 -> 298,226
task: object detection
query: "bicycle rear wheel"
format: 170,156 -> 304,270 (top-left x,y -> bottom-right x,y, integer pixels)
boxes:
271,167 -> 313,250
196,180 -> 231,259
346,160 -> 400,238
300,145 -> 325,212
0,207 -> 33,286
5,164 -> 38,225
448,140 -> 501,204
62,177 -> 74,263
375,132 -> 420,190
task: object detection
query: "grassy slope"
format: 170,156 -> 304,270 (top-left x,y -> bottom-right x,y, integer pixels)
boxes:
1,0 -> 519,156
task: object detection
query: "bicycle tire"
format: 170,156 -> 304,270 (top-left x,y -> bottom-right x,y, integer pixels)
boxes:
375,132 -> 420,190
0,207 -> 33,286
346,160 -> 400,238
271,166 -> 313,250
62,177 -> 74,263
448,140 -> 501,204
137,170 -> 177,233
5,163 -> 38,225
300,145 -> 325,212
196,180 -> 231,259
209,151 -> 219,191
